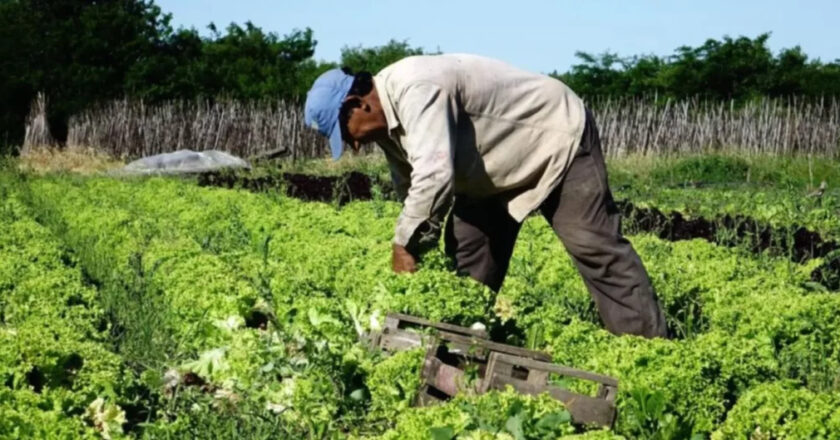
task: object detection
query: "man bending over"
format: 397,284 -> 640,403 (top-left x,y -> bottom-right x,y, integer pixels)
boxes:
304,54 -> 666,338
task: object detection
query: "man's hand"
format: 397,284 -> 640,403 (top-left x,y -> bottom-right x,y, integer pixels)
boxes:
392,243 -> 417,273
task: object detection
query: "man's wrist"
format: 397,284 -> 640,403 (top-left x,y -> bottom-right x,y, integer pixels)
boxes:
404,221 -> 440,257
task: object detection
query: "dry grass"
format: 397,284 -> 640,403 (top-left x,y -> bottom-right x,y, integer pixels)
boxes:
18,145 -> 125,175
16,144 -> 387,177
267,150 -> 388,176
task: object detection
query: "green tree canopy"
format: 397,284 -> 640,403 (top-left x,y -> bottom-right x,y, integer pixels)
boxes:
340,39 -> 426,74
557,33 -> 840,101
125,23 -> 323,101
1,0 -> 169,148
0,0 -> 325,150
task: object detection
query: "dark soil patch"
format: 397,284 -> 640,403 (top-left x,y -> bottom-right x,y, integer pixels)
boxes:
489,318 -> 528,346
182,372 -> 207,388
198,171 -> 384,205
618,201 -> 840,290
61,353 -> 84,378
121,384 -> 156,434
65,294 -> 88,307
619,202 -> 838,261
25,367 -> 44,393
22,355 -> 84,394
244,310 -> 270,330
811,258 -> 840,289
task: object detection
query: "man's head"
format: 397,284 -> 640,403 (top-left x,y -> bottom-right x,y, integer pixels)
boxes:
304,68 -> 388,159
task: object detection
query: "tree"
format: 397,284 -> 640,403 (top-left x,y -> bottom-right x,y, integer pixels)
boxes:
0,0 -> 171,146
127,22 -> 328,102
340,39 -> 425,74
555,33 -> 840,101
0,0 -> 35,152
124,27 -> 205,101
0,1 -> 325,150
665,34 -> 775,99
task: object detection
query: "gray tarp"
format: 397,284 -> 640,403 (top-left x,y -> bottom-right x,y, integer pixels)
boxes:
117,150 -> 250,175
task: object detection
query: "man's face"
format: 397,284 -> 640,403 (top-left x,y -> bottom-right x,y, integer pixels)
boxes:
339,92 -> 388,151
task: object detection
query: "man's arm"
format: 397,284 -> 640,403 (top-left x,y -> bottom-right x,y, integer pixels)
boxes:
392,83 -> 458,264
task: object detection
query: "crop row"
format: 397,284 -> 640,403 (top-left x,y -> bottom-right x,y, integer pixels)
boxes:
197,168 -> 840,292
615,184 -> 840,241
24,175 -> 556,438
608,155 -> 840,242
199,153 -> 840,243
0,182 -> 130,438
197,167 -> 840,260
15,174 -> 840,438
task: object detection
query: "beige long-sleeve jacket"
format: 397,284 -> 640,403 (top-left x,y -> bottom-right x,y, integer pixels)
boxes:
374,54 -> 586,247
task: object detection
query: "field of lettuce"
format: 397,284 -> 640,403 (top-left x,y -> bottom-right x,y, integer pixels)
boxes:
2,155 -> 840,439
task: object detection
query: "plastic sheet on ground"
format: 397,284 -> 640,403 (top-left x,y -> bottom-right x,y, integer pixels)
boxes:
116,150 -> 250,175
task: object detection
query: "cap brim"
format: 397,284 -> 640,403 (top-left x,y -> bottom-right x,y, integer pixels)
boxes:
328,119 -> 344,160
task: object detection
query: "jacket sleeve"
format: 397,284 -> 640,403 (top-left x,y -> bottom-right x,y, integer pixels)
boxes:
392,83 -> 458,248
378,138 -> 412,202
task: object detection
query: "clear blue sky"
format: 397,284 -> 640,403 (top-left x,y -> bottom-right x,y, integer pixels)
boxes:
156,0 -> 839,74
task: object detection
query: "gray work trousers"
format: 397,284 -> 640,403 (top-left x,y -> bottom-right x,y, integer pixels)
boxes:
443,109 -> 667,338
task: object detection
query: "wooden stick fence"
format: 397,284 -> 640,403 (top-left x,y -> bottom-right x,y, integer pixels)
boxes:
591,96 -> 840,157
64,99 -> 329,160
24,96 -> 840,160
21,92 -> 56,154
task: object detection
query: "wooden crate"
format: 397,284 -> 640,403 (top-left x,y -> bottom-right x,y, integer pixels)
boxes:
480,352 -> 618,427
415,331 -> 552,406
369,312 -> 487,352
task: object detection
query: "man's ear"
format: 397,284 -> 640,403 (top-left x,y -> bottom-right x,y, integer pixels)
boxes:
343,95 -> 361,105
342,96 -> 363,114
339,97 -> 360,126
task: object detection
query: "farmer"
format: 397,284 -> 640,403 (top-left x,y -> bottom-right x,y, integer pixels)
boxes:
304,54 -> 667,338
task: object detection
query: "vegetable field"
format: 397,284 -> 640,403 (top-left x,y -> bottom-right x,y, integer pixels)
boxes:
2,155 -> 840,439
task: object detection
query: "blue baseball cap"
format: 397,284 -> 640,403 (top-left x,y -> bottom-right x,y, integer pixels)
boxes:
304,68 -> 355,159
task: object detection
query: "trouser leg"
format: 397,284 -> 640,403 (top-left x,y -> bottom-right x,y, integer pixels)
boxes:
540,109 -> 667,338
444,196 -> 521,292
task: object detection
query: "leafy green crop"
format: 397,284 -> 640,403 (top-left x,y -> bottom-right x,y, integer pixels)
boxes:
0,183 -> 130,438
712,381 -> 840,439
3,169 -> 839,439
366,390 -> 576,440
